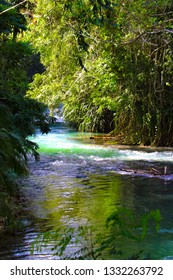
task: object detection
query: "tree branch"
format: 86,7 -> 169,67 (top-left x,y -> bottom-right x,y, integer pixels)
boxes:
0,0 -> 28,15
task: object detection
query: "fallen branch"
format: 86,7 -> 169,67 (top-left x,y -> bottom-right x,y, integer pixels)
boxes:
121,166 -> 168,176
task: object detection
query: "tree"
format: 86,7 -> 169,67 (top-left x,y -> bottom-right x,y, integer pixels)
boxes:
27,0 -> 173,146
0,0 -> 49,231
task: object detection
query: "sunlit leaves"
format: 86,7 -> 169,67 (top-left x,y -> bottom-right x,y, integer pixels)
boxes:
27,0 -> 173,145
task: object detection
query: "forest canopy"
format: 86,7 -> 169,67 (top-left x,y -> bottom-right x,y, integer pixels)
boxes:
26,0 -> 173,146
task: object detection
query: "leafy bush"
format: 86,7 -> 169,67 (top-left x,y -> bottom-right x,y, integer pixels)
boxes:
0,1 -> 49,231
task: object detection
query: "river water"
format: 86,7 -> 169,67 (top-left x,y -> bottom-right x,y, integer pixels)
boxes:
1,123 -> 173,260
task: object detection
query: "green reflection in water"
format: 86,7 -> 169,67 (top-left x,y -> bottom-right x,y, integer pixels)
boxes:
41,174 -> 127,229
31,173 -> 142,259
27,127 -> 173,260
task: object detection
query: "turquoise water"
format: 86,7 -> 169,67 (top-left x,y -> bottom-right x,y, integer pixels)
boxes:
31,125 -> 173,162
1,123 -> 173,260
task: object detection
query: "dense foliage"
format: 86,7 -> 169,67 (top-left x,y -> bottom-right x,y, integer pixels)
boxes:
27,0 -> 173,146
0,0 -> 49,231
1,0 -> 173,230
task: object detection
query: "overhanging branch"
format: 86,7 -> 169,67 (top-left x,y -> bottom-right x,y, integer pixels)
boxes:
0,0 -> 28,15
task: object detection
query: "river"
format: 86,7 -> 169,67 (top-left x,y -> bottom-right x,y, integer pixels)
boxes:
1,123 -> 173,260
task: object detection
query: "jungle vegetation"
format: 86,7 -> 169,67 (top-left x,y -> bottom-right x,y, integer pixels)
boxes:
0,0 -> 49,231
27,0 -> 173,147
1,0 -> 173,229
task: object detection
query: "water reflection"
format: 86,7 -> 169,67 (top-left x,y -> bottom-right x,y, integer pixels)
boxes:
1,125 -> 173,259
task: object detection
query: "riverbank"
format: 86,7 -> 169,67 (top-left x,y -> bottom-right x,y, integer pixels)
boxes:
89,134 -> 173,151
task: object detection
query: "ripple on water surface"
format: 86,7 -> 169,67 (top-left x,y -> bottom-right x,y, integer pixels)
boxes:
1,125 -> 173,259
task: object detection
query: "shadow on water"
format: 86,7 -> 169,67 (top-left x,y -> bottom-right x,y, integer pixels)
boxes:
1,123 -> 173,259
